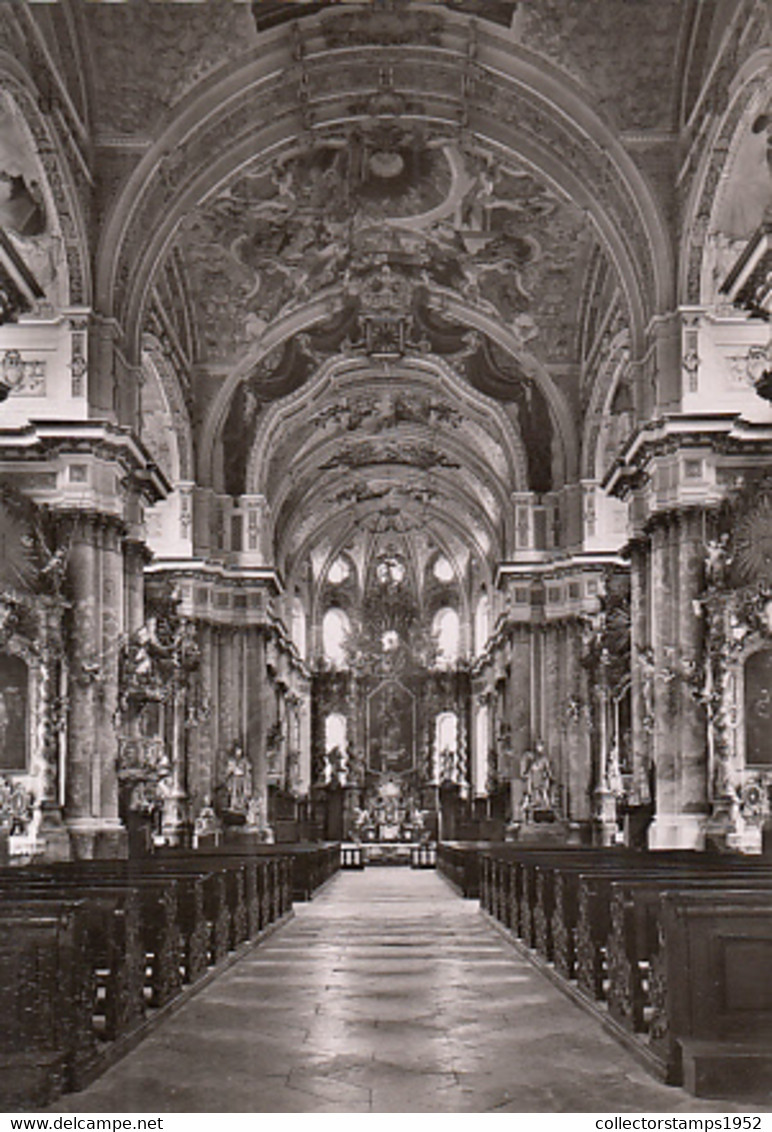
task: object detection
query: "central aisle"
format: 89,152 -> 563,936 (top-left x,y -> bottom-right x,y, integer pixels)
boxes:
48,869 -> 759,1113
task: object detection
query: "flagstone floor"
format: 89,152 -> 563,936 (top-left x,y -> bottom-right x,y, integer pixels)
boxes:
46,868 -> 768,1113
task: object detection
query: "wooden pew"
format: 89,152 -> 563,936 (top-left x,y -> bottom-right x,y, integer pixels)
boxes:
0,900 -> 96,1107
437,842 -> 494,898
572,861 -> 771,1003
0,846 -> 300,1110
0,879 -> 145,1041
164,841 -> 329,904
0,864 -> 184,1009
605,873 -> 772,1037
652,887 -> 772,1094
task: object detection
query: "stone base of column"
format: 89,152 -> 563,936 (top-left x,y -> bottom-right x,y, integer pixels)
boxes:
66,817 -> 128,860
705,801 -> 763,855
162,791 -> 191,848
593,789 -> 619,846
647,812 -> 706,850
37,802 -> 72,862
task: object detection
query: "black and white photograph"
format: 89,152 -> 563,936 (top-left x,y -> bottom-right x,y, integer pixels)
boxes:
0,0 -> 770,1118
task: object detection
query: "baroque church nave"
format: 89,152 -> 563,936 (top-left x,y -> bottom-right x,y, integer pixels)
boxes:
0,0 -> 771,1112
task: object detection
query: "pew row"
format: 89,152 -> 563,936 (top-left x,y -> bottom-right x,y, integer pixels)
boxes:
474,843 -> 772,1098
159,841 -> 340,902
0,845 -> 310,1109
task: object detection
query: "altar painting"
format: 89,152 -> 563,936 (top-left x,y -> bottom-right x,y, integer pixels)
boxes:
0,653 -> 27,771
744,648 -> 772,766
366,679 -> 415,775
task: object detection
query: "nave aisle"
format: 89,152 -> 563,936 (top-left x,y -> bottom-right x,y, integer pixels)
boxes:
46,871 -> 766,1114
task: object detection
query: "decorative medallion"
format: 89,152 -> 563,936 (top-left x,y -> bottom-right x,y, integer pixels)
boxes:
733,495 -> 772,584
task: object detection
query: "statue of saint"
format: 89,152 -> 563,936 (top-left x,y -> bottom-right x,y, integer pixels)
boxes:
194,795 -> 220,838
606,742 -> 625,798
521,740 -> 555,817
225,744 -> 252,813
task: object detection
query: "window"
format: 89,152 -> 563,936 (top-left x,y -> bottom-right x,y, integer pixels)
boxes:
432,556 -> 454,583
376,555 -> 405,586
291,598 -> 306,659
475,592 -> 490,656
322,608 -> 350,667
325,712 -> 347,755
381,629 -> 400,653
327,557 -> 350,585
433,607 -> 460,667
435,711 -> 457,755
435,710 -> 458,782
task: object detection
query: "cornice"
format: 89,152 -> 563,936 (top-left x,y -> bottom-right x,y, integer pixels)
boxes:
604,413 -> 772,496
0,419 -> 170,501
494,551 -> 625,588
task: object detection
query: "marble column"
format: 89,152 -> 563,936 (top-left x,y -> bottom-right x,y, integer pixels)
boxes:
36,593 -> 71,860
566,623 -> 592,824
193,623 -> 215,807
98,521 -> 124,828
648,518 -> 677,847
123,541 -> 146,636
542,625 -> 561,802
246,627 -> 268,824
508,627 -> 531,820
65,516 -> 126,858
676,511 -> 709,823
211,626 -> 221,773
628,539 -> 652,804
648,511 -> 707,849
218,627 -> 237,752
298,684 -> 311,797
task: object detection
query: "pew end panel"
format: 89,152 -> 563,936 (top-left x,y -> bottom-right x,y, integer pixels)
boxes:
655,889 -> 772,1095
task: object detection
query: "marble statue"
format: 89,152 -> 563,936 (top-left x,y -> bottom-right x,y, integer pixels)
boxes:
521,740 -> 555,817
225,744 -> 252,813
194,795 -> 220,839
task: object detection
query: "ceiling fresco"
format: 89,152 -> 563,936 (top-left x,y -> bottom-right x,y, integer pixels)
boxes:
248,362 -> 519,579
177,134 -> 590,368
92,0 -> 679,581
218,293 -> 553,500
178,129 -> 591,553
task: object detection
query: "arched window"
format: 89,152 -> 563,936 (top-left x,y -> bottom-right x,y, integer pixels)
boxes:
435,710 -> 458,783
432,607 -> 460,668
325,713 -> 347,755
436,712 -> 458,753
291,598 -> 306,660
432,555 -> 454,583
475,592 -> 490,656
324,712 -> 347,785
322,608 -> 350,667
327,556 -> 351,585
475,703 -> 490,797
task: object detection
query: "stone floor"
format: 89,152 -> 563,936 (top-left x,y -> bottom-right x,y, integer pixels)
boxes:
47,869 -> 769,1113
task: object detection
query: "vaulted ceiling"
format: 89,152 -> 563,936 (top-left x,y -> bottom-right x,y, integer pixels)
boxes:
2,0 -> 725,587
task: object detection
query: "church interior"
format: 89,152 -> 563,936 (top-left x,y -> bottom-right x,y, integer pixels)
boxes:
1,0 -> 772,1113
